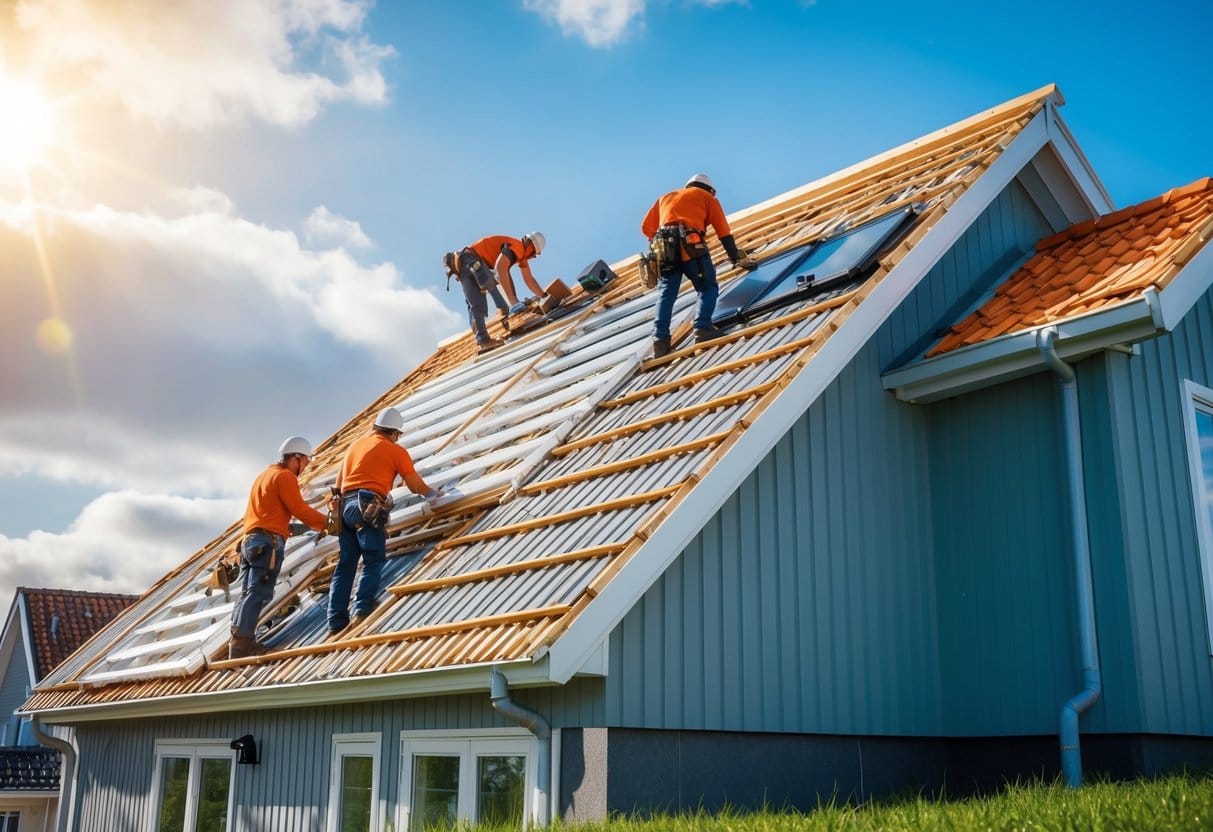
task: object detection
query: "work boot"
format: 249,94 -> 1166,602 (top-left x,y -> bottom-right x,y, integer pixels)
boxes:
227,635 -> 267,660
652,338 -> 671,359
477,338 -> 504,355
693,325 -> 729,344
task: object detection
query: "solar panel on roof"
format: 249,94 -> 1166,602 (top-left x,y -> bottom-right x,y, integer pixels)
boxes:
711,245 -> 812,328
741,207 -> 916,320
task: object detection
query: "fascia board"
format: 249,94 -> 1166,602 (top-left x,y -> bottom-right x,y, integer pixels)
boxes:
1158,238 -> 1213,330
27,658 -> 549,725
1044,103 -> 1115,214
882,296 -> 1160,403
16,594 -> 36,684
544,108 -> 1054,684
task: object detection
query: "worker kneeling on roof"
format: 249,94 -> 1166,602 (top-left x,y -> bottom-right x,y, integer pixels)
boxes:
328,406 -> 438,633
642,174 -> 757,358
230,436 -> 327,660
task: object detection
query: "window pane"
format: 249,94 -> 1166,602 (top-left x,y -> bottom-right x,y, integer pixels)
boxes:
411,755 -> 460,832
194,757 -> 232,832
477,755 -> 525,827
339,755 -> 374,832
1197,409 -> 1213,532
157,756 -> 191,832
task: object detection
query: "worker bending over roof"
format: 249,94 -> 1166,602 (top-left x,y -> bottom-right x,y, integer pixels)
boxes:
444,248 -> 512,354
642,174 -> 757,358
469,232 -> 548,314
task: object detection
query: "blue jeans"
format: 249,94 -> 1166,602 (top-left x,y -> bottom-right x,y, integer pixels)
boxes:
457,249 -> 508,344
231,530 -> 285,640
327,491 -> 387,630
653,254 -> 718,341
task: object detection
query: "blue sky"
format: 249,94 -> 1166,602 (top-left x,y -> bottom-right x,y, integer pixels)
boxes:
0,0 -> 1209,599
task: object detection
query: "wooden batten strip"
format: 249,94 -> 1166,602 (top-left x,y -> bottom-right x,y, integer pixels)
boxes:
443,484 -> 682,548
552,380 -> 777,456
520,431 -> 730,494
208,605 -> 572,670
642,291 -> 858,371
388,542 -> 626,596
604,332 -> 821,408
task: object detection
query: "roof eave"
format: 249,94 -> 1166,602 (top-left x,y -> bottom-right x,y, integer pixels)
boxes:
882,292 -> 1163,403
25,657 -> 552,725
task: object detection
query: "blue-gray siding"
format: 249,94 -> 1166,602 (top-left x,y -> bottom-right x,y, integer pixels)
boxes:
605,179 -> 1055,735
69,679 -> 604,832
0,636 -> 31,744
1100,284 -> 1213,735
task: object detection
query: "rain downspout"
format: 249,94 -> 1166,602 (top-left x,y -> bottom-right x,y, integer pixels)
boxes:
489,667 -> 552,826
30,716 -> 75,832
1036,326 -> 1102,788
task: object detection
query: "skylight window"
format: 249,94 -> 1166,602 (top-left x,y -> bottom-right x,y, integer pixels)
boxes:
714,207 -> 916,326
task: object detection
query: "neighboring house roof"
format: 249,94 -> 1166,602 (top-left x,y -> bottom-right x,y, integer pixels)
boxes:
0,747 -> 60,791
929,177 -> 1213,356
21,589 -> 139,682
885,177 -> 1213,403
25,84 -> 1105,719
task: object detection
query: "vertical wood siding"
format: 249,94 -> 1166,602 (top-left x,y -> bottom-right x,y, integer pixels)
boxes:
1102,286 -> 1213,735
605,181 -> 1054,735
69,679 -> 604,832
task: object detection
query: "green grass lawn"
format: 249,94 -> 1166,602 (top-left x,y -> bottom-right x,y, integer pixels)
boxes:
546,771 -> 1213,832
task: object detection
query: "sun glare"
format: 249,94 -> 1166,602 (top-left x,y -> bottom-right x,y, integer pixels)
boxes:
0,75 -> 55,172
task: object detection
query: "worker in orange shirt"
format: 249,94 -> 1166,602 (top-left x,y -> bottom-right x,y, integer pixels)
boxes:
469,232 -> 548,313
328,406 -> 438,633
642,174 -> 757,357
230,436 -> 327,659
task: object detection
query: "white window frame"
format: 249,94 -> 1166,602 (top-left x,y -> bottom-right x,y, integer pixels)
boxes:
148,739 -> 237,832
327,732 -> 382,832
1181,379 -> 1213,654
397,729 -> 537,832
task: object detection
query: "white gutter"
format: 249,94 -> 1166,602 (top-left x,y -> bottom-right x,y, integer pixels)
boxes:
882,291 -> 1163,403
28,658 -> 549,725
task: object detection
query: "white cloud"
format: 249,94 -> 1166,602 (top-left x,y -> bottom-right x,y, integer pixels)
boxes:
11,0 -> 394,128
523,0 -> 645,47
0,193 -> 462,500
305,205 -> 373,249
0,491 -> 241,600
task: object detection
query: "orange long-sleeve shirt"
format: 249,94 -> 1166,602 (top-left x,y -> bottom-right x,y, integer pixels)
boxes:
641,187 -> 732,240
470,235 -> 530,268
242,464 -> 327,537
339,434 -> 419,497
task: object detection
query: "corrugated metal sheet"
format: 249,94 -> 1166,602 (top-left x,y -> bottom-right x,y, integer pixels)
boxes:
26,88 -> 1054,715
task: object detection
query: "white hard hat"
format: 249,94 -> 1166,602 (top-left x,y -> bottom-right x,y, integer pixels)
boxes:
279,436 -> 313,457
685,173 -> 715,193
523,231 -> 545,255
374,406 -> 404,431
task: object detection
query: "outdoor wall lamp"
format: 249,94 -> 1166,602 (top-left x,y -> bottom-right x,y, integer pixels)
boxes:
230,734 -> 259,765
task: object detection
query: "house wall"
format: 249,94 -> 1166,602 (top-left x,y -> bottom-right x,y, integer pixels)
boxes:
67,679 -> 604,832
0,633 -> 31,745
604,180 -> 1055,736
1098,283 -> 1213,735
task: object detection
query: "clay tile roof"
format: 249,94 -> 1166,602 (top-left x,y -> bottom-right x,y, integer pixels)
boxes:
21,588 -> 138,681
927,177 -> 1213,357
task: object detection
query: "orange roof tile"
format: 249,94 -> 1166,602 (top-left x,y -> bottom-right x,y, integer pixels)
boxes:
21,588 -> 138,680
927,178 -> 1213,356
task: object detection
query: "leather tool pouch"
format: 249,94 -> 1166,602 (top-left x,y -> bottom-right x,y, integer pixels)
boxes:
639,253 -> 660,289
650,228 -> 680,272
360,492 -> 395,530
679,227 -> 709,259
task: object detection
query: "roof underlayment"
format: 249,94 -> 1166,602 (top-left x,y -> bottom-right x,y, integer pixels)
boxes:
25,85 -> 1066,717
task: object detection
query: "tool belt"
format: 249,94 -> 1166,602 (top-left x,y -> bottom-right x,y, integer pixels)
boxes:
345,490 -> 394,531
651,225 -> 709,272
460,248 -> 498,293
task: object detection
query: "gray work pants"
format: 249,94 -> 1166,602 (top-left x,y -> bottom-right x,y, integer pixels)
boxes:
457,248 -> 509,344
